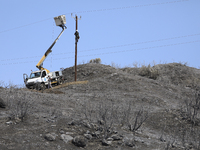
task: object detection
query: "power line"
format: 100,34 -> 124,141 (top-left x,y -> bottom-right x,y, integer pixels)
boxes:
61,40 -> 200,58
55,33 -> 200,55
1,40 -> 199,66
1,33 -> 199,62
73,0 -> 189,14
0,18 -> 52,34
0,0 -> 189,34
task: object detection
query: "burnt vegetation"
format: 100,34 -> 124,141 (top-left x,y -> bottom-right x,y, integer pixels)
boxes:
1,62 -> 200,150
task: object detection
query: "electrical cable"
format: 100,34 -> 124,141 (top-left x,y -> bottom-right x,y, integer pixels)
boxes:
53,33 -> 200,56
1,40 -> 199,66
1,33 -> 199,62
73,0 -> 189,14
0,18 -> 52,34
58,40 -> 200,59
0,0 -> 189,34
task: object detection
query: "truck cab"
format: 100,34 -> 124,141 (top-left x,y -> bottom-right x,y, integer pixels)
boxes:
23,70 -> 64,90
24,70 -> 48,89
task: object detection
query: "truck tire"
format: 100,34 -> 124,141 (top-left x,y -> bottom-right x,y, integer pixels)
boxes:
40,83 -> 45,91
57,78 -> 63,85
34,83 -> 41,90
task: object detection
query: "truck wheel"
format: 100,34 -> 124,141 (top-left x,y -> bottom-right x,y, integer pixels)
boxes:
34,83 -> 40,91
40,83 -> 45,91
57,78 -> 63,85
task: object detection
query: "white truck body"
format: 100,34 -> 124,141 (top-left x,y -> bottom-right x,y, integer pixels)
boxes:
24,70 -> 63,89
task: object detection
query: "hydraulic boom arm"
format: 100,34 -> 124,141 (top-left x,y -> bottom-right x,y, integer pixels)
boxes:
36,26 -> 66,72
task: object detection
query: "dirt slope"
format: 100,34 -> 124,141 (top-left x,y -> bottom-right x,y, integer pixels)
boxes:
0,63 -> 200,150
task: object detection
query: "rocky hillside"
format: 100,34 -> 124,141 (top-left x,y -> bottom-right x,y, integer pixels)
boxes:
0,63 -> 200,150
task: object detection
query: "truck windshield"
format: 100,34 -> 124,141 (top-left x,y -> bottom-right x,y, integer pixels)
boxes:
30,72 -> 41,79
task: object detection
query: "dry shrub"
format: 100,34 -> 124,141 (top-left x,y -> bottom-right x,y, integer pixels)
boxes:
75,98 -> 149,140
167,87 -> 200,149
120,101 -> 149,132
111,62 -> 121,69
78,99 -> 118,139
139,64 -> 159,80
0,80 -> 5,88
89,58 -> 101,64
5,88 -> 33,122
181,87 -> 200,125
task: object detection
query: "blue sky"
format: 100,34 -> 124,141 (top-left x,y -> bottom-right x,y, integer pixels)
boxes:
0,0 -> 200,86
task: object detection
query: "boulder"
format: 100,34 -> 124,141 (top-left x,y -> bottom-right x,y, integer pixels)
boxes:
44,133 -> 57,141
72,136 -> 87,147
61,134 -> 73,143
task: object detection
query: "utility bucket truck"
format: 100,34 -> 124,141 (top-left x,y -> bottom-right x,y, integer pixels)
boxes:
23,15 -> 67,90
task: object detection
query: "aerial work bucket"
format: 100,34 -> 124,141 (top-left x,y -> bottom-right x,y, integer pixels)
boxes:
54,15 -> 66,26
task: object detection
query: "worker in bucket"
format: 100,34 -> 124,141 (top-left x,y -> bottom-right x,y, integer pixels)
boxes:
48,75 -> 52,89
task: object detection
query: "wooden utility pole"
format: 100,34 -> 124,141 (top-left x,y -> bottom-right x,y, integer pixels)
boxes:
73,15 -> 80,81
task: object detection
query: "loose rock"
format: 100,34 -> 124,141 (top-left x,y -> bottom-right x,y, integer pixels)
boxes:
44,133 -> 57,141
102,139 -> 112,146
6,121 -> 13,125
111,134 -> 122,141
123,137 -> 135,147
82,120 -> 91,128
72,135 -> 87,147
61,134 -> 73,144
84,134 -> 92,140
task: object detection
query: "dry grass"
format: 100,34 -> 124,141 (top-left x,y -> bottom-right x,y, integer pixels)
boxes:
52,80 -> 88,89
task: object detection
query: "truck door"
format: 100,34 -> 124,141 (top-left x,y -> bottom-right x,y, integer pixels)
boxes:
41,71 -> 47,83
23,74 -> 28,84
